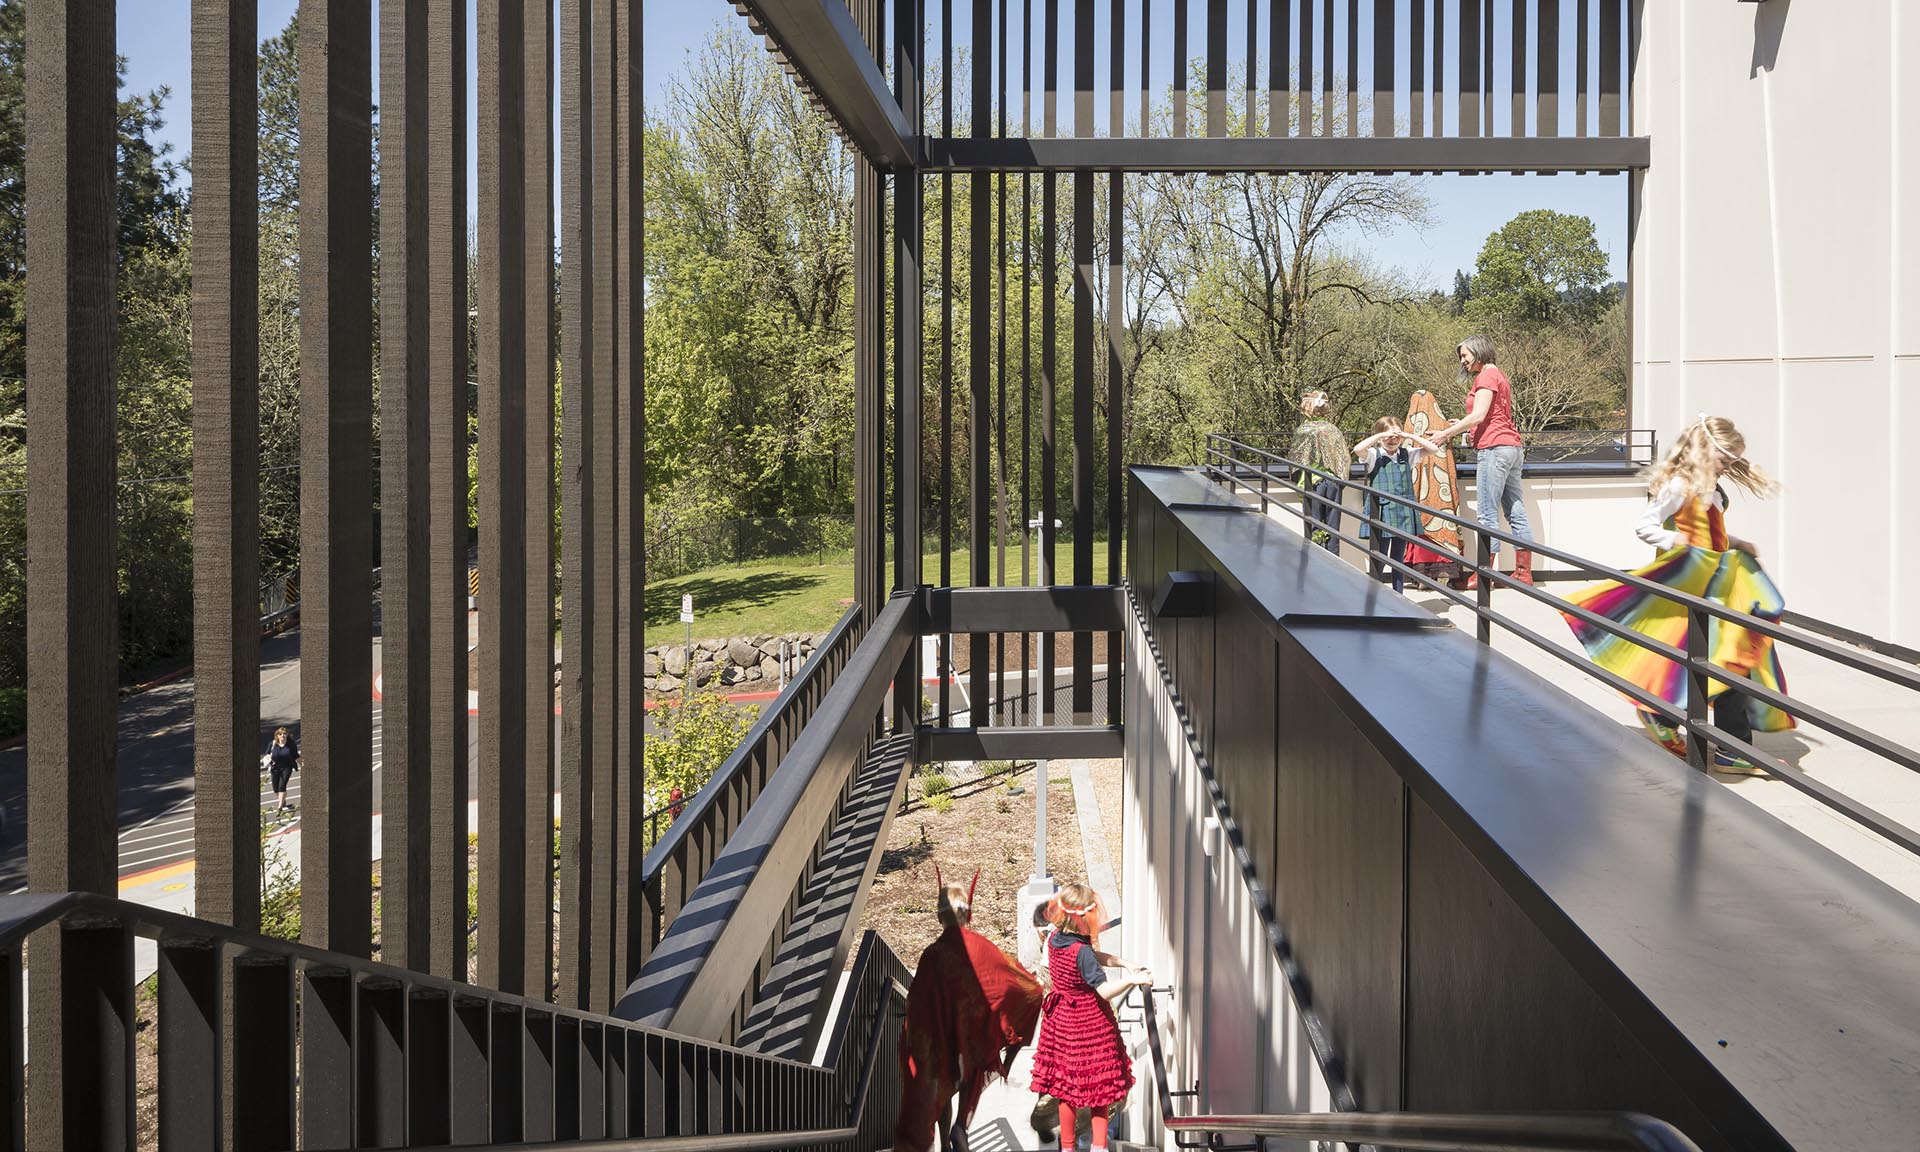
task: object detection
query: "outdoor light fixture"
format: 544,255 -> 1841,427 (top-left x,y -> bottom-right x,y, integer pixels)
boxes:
1152,570 -> 1212,619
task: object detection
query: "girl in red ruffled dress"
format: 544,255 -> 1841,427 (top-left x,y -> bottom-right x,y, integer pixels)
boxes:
1028,882 -> 1152,1152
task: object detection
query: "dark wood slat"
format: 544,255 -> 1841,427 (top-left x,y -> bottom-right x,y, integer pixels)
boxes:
1074,0 -> 1093,135
1460,0 -> 1481,137
1106,176 -> 1124,726
591,0 -> 621,1017
620,0 -> 649,996
1245,0 -> 1256,130
1432,0 -> 1444,137
1040,172 -> 1058,720
1298,0 -> 1314,134
1483,0 -> 1495,137
430,0 -> 474,983
1577,0 -> 1589,136
1599,0 -> 1621,136
190,0 -> 262,935
1019,165 -> 1032,726
524,0 -> 559,1002
1172,0 -> 1186,136
926,133 -> 1652,171
379,0 -> 434,975
1410,0 -> 1426,136
1346,0 -> 1358,136
1320,0 -> 1333,133
1071,170 -> 1094,723
1045,0 -> 1060,136
478,0 -> 530,994
1270,0 -> 1288,136
297,0 -> 375,959
1206,0 -> 1226,136
892,0 -> 923,630
1512,0 -> 1528,135
1114,0 -> 1127,136
1373,0 -> 1394,136
971,0 -> 994,712
557,0 -> 596,1011
1539,0 -> 1560,137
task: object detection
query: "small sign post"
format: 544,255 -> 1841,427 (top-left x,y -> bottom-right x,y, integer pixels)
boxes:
680,594 -> 695,700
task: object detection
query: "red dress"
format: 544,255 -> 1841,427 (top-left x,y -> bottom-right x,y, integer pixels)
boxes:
1028,937 -> 1134,1110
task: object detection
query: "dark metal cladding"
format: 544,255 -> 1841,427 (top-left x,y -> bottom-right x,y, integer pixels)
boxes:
297,0 -> 375,960
379,0 -> 434,975
430,0 -> 475,985
558,0 -> 597,1012
524,0 -> 560,1002
301,968 -> 355,1146
479,0 -> 531,995
358,982 -> 407,1144
190,0 -> 262,937
231,957 -> 296,1148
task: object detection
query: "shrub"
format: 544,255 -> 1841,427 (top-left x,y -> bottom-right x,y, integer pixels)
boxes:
918,771 -> 952,797
260,816 -> 300,942
927,792 -> 953,814
645,692 -> 757,821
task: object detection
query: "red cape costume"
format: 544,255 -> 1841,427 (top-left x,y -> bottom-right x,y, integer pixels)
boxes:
892,901 -> 1044,1150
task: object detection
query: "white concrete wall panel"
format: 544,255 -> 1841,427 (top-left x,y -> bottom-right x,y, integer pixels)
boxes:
1634,1 -> 1914,646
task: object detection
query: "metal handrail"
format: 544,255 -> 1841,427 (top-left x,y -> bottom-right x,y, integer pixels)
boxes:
639,602 -> 865,885
1163,1109 -> 1705,1152
1135,983 -> 1701,1152
0,891 -> 909,1149
1202,434 -> 1920,860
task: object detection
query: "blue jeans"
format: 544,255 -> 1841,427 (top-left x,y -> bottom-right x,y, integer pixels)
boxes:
1473,444 -> 1533,555
1307,478 -> 1343,554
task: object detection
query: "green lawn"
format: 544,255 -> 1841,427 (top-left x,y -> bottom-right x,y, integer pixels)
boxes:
641,541 -> 1112,647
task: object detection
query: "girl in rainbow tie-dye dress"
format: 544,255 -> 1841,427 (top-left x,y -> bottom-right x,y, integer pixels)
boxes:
1561,415 -> 1793,773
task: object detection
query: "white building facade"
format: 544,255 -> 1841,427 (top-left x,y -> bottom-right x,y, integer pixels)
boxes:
1631,0 -> 1918,648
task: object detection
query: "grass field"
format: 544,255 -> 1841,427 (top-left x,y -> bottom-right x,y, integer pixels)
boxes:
642,540 -> 1115,648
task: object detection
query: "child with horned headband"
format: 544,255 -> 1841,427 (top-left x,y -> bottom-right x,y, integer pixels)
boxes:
1027,882 -> 1152,1152
1561,414 -> 1795,772
892,868 -> 1044,1152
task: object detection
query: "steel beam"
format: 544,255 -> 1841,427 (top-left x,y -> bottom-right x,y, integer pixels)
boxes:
924,135 -> 1652,172
920,586 -> 1126,636
735,0 -> 916,169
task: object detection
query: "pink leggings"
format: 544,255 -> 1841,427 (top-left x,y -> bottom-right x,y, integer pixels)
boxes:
1058,1102 -> 1109,1149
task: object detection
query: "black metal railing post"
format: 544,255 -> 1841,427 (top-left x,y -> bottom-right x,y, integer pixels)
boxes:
1476,529 -> 1494,645
1686,604 -> 1712,773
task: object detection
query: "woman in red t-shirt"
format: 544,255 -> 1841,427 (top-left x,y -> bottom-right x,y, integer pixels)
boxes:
1431,335 -> 1535,588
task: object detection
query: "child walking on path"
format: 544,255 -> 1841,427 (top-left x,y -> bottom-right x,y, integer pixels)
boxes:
1353,417 -> 1441,594
1289,390 -> 1351,553
1560,414 -> 1794,772
1028,883 -> 1151,1152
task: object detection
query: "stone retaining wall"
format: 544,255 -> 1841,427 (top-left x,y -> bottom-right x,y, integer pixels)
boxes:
643,632 -> 824,694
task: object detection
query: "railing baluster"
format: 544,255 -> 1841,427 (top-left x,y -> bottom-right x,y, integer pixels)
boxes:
450,998 -> 491,1144
301,968 -> 356,1147
1476,530 -> 1494,644
408,986 -> 454,1144
555,1014 -> 582,1138
525,1009 -> 557,1141
357,979 -> 407,1146
157,940 -> 220,1150
581,1021 -> 607,1138
232,955 -> 295,1149
606,1025 -> 628,1136
490,1004 -> 527,1141
1686,605 -> 1713,773
646,1032 -> 670,1136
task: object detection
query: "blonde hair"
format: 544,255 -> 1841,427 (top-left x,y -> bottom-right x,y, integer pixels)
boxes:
1300,390 -> 1330,418
1644,414 -> 1776,502
936,882 -> 971,929
274,726 -> 290,741
1371,416 -> 1402,436
1046,881 -> 1105,947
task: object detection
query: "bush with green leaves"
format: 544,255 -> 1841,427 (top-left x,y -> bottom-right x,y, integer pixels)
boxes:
645,692 -> 758,828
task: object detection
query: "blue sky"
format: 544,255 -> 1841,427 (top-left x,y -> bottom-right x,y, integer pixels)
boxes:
116,2 -> 1624,290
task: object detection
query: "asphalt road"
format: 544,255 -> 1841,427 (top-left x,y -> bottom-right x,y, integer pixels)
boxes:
0,626 -> 499,892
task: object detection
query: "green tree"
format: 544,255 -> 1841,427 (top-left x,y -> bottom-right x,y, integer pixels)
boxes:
1466,208 -> 1615,325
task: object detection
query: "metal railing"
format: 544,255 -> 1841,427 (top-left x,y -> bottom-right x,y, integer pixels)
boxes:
1452,427 -> 1657,468
1135,985 -> 1703,1152
1204,434 -> 1920,860
0,890 -> 907,1150
637,604 -> 867,970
